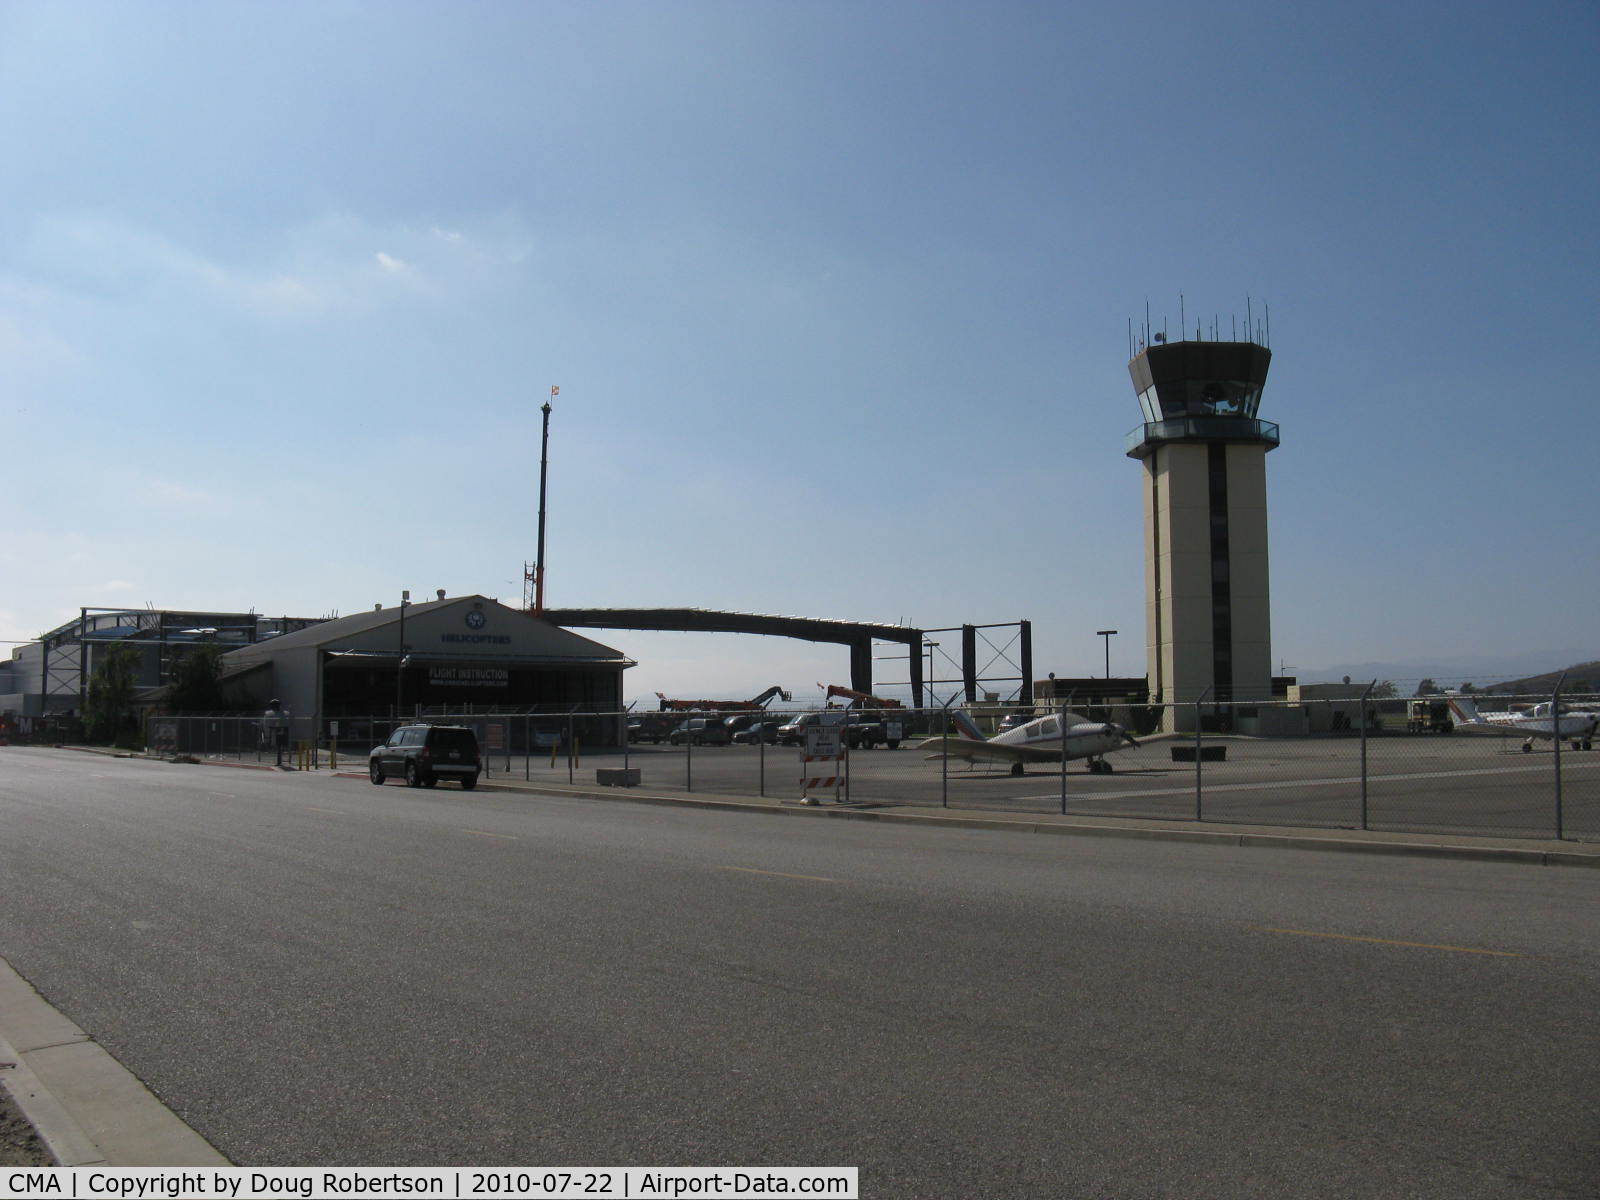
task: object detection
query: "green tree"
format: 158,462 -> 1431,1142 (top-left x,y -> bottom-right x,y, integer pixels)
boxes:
1414,678 -> 1442,696
1371,681 -> 1397,698
167,644 -> 226,711
83,644 -> 142,746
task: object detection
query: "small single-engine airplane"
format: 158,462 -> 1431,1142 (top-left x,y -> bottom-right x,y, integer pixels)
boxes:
918,709 -> 1138,776
1445,693 -> 1597,752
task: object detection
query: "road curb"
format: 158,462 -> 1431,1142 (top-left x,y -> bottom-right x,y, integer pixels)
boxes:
470,779 -> 1600,868
0,959 -> 229,1167
0,1030 -> 105,1168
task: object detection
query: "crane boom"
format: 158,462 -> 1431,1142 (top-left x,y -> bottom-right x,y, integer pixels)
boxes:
656,686 -> 793,712
821,683 -> 904,709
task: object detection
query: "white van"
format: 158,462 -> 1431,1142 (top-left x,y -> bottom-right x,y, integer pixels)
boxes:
775,711 -> 848,746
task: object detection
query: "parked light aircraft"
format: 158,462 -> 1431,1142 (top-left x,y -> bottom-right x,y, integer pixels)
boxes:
1444,694 -> 1597,752
918,709 -> 1137,775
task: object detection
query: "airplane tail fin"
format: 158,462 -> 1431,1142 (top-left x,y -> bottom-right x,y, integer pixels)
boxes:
1445,692 -> 1483,725
949,709 -> 987,741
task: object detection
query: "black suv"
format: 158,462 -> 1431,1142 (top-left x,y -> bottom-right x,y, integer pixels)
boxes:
668,718 -> 730,746
370,724 -> 481,789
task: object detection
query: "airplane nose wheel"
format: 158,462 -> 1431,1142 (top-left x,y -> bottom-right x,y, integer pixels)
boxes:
1009,762 -> 1024,777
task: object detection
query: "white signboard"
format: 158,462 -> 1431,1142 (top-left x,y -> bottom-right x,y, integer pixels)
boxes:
428,665 -> 509,688
805,726 -> 843,758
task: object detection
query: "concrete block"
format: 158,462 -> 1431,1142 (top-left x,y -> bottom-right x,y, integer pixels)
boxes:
597,767 -> 641,787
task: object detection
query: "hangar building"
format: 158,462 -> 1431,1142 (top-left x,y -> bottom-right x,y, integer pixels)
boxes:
217,593 -> 633,722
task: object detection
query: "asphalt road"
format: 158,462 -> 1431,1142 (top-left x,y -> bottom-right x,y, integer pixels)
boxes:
2,746 -> 1597,1197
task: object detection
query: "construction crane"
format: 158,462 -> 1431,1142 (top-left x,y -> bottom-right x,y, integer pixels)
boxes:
655,685 -> 793,713
820,684 -> 904,710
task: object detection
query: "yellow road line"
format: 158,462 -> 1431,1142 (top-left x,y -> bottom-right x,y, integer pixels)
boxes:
461,829 -> 519,840
1257,927 -> 1521,957
719,866 -> 841,884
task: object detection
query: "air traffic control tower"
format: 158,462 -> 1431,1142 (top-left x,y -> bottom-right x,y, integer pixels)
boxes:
1126,335 -> 1277,730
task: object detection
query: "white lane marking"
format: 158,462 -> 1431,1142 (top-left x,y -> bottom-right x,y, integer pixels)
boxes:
1257,926 -> 1522,957
719,866 -> 842,884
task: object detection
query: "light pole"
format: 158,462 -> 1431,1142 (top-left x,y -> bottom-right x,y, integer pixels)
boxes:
534,391 -> 554,613
1096,630 -> 1118,679
396,590 -> 410,718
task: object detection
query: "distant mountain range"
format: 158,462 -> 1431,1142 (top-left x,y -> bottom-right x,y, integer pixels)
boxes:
1299,650 -> 1596,691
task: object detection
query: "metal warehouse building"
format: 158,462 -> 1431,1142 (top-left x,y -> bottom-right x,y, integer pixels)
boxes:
217,593 -> 633,722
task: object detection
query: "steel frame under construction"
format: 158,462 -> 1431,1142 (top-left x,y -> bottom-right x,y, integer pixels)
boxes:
540,607 -> 1032,707
35,608 -> 322,713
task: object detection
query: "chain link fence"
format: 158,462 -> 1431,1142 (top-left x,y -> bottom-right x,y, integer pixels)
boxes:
140,691 -> 1600,842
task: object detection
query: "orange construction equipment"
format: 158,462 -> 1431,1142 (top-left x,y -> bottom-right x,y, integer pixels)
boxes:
820,684 -> 904,709
656,685 -> 793,712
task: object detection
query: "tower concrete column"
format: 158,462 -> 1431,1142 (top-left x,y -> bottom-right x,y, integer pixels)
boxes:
1126,339 -> 1279,732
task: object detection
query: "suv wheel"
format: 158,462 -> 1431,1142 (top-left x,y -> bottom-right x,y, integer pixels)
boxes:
405,761 -> 422,788
460,773 -> 478,791
369,761 -> 385,785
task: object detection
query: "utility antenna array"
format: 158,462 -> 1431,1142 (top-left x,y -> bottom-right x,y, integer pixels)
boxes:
1128,295 -> 1270,358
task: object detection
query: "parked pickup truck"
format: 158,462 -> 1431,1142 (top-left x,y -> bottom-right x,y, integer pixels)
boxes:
778,710 -> 904,750
844,712 -> 905,750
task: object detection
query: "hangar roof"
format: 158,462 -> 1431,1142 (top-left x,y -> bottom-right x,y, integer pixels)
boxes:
222,595 -> 632,668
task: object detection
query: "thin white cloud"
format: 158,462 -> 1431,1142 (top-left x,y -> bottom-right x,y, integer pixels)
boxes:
0,309 -> 79,380
13,213 -> 512,321
135,477 -> 219,509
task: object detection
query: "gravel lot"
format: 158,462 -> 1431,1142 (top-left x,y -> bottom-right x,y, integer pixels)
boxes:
0,1087 -> 53,1166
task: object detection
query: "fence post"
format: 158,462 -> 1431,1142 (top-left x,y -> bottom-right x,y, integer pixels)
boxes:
1360,680 -> 1376,830
759,722 -> 765,797
685,720 -> 692,793
1553,673 -> 1567,840
623,709 -> 630,777
940,702 -> 951,809
843,730 -> 851,805
1060,691 -> 1074,816
1194,686 -> 1213,821
567,713 -> 575,784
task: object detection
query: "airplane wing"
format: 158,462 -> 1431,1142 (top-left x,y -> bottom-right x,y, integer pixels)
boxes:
915,736 -> 1062,764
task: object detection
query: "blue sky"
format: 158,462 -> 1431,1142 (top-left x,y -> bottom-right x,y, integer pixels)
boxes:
3,0 -> 1596,701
